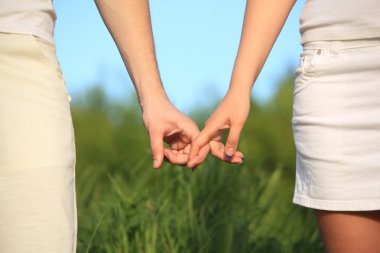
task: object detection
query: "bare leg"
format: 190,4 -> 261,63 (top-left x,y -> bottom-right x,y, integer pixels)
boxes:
315,210 -> 380,253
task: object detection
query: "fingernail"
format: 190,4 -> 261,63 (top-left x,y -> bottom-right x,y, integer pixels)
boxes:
153,160 -> 159,169
226,148 -> 234,159
225,148 -> 234,159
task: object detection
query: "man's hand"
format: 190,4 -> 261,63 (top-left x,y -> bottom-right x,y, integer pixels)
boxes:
96,0 -> 207,169
186,0 -> 297,168
142,98 -> 209,169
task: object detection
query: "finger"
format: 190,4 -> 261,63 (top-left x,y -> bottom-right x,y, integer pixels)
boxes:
188,144 -> 210,168
170,141 -> 187,151
149,131 -> 164,169
180,120 -> 201,140
188,125 -> 218,162
229,153 -> 244,164
184,144 -> 191,154
198,144 -> 211,164
225,125 -> 243,159
234,151 -> 245,159
164,148 -> 188,166
209,141 -> 244,164
212,150 -> 244,164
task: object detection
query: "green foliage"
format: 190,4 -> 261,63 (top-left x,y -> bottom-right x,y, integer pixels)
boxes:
72,78 -> 323,253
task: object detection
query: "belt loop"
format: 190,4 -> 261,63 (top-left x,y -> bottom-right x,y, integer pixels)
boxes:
330,41 -> 339,57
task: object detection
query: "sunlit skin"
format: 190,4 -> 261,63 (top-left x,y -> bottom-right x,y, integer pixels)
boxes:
186,0 -> 380,252
316,210 -> 380,253
95,0 -> 243,169
188,0 -> 297,167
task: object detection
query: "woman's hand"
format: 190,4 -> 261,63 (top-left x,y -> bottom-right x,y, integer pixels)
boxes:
184,0 -> 297,169
187,90 -> 249,168
186,0 -> 296,168
142,97 -> 209,169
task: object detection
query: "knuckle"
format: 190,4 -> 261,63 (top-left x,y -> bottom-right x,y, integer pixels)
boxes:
210,149 -> 218,157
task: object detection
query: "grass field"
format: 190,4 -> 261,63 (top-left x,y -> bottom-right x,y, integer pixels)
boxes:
71,78 -> 324,253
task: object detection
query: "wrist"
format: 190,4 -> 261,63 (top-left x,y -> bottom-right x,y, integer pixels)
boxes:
227,85 -> 251,101
227,63 -> 258,100
139,90 -> 171,112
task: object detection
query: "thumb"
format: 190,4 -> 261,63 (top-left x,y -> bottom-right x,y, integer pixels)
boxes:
225,125 -> 242,159
149,131 -> 164,169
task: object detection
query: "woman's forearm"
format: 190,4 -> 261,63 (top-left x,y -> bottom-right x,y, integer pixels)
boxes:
229,0 -> 297,97
95,0 -> 168,108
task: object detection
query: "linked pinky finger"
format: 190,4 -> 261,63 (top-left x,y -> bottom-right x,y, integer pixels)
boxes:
164,148 -> 188,166
188,144 -> 210,168
189,125 -> 218,158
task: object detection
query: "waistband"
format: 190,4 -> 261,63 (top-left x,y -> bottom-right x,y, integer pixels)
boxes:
303,38 -> 380,50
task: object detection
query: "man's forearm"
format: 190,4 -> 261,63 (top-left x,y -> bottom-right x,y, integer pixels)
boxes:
229,0 -> 296,97
95,0 -> 168,108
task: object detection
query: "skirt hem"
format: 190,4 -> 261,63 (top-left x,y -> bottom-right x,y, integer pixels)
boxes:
293,195 -> 380,211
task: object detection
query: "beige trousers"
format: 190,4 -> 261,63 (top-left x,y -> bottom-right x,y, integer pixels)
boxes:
0,32 -> 77,252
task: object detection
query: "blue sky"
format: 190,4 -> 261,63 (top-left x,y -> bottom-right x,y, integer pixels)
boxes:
54,0 -> 304,112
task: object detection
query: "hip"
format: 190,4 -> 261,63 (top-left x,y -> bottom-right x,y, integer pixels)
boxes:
293,38 -> 380,102
0,32 -> 74,172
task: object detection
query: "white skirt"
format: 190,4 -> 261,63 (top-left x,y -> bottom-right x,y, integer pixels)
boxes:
292,39 -> 380,211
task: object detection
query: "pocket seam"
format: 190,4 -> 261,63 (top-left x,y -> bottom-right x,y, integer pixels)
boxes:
26,34 -> 70,103
27,35 -> 51,69
293,49 -> 327,96
27,35 -> 64,80
295,49 -> 320,81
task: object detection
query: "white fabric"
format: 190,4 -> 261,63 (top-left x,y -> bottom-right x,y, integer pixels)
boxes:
0,0 -> 56,44
292,39 -> 380,211
300,0 -> 380,45
0,32 -> 76,252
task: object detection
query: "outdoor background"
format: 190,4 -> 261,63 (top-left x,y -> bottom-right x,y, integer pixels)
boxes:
54,0 -> 324,252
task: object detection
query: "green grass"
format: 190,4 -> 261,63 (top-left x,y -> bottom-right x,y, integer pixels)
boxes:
72,78 -> 324,253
